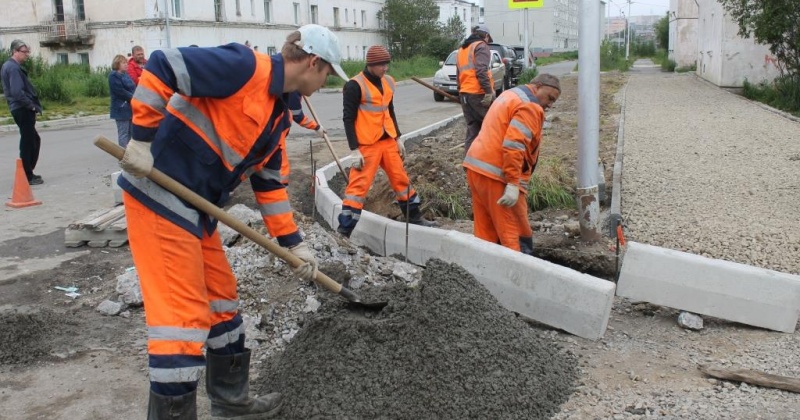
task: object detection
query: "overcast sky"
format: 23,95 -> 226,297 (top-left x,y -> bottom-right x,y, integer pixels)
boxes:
606,0 -> 670,17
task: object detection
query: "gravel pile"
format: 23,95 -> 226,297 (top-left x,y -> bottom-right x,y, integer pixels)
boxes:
0,307 -> 74,364
254,259 -> 578,419
622,71 -> 800,275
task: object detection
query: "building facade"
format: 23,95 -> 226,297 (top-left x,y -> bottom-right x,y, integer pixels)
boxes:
669,0 -> 779,87
435,0 -> 480,37
0,0 -> 386,69
482,0 -> 581,52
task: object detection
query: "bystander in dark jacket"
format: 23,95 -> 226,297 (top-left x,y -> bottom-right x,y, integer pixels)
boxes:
1,39 -> 43,185
108,54 -> 136,147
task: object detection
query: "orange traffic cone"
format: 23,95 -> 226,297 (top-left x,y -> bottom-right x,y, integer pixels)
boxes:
5,158 -> 42,208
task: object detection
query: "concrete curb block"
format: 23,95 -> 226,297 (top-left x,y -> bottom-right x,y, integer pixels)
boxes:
617,242 -> 800,333
314,116 -> 616,340
0,114 -> 109,133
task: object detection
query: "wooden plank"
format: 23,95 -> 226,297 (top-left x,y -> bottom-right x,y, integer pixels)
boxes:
85,206 -> 125,229
699,364 -> 800,394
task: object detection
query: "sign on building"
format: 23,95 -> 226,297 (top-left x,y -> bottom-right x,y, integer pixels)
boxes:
508,0 -> 544,9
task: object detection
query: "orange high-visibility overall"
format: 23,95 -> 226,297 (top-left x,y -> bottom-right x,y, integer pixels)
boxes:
463,85 -> 544,251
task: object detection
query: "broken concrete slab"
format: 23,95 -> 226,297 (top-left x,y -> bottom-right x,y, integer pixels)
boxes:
617,242 -> 800,333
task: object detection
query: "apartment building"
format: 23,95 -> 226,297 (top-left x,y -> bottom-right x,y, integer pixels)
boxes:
0,0 -> 386,69
482,0 -> 579,52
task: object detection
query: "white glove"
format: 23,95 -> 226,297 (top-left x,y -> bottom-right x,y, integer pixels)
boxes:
349,149 -> 364,170
497,184 -> 520,207
120,139 -> 154,178
397,138 -> 406,160
316,125 -> 327,139
289,242 -> 318,282
480,93 -> 495,107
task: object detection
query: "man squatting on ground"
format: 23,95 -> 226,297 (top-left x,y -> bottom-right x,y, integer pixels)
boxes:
457,24 -> 495,154
463,74 -> 561,255
116,24 -> 348,419
337,45 -> 435,237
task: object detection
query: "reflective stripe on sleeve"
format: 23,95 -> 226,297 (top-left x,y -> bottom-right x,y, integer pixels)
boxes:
502,139 -> 527,151
133,85 -> 168,113
510,119 -> 532,140
170,95 -> 243,169
162,48 -> 192,96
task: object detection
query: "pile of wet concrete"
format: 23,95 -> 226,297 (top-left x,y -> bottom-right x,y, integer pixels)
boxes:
254,259 -> 578,419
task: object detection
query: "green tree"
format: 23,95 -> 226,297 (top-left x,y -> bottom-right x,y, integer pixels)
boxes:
377,0 -> 441,59
654,12 -> 669,50
441,14 -> 467,42
717,0 -> 800,77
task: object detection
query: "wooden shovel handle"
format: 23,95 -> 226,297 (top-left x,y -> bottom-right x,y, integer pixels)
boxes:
301,95 -> 349,183
94,135 -> 345,295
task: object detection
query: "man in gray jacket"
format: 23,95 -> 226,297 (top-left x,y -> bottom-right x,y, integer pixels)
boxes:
1,39 -> 43,185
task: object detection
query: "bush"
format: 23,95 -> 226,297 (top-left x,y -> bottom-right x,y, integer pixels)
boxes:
82,70 -> 110,97
600,41 -> 631,72
33,71 -> 74,104
743,76 -> 800,116
662,58 -> 677,72
517,68 -> 539,84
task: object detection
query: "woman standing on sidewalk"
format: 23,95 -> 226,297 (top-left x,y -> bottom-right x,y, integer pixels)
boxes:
108,54 -> 135,147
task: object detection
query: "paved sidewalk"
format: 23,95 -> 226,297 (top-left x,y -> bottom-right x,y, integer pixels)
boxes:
621,62 -> 800,275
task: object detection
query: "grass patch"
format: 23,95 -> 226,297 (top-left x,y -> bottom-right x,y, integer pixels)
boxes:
517,68 -> 539,84
415,183 -> 470,220
662,59 -> 677,72
526,158 -> 575,211
324,55 -> 441,87
533,51 -> 579,67
675,64 -> 696,73
742,76 -> 800,116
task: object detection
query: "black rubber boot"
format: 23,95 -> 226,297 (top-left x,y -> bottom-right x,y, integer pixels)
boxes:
206,350 -> 282,419
406,207 -> 438,228
519,236 -> 534,256
147,389 -> 198,420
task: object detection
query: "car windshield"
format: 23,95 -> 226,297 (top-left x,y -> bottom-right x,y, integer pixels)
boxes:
444,51 -> 457,65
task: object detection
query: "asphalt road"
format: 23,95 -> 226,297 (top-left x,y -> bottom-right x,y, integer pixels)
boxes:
0,79 -> 462,281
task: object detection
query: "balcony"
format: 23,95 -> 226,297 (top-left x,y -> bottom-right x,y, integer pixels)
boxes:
39,15 -> 94,48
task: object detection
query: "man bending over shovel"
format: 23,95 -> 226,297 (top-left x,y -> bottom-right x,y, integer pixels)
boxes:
117,25 -> 348,419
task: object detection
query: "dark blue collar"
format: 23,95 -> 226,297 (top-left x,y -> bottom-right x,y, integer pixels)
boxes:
269,54 -> 285,96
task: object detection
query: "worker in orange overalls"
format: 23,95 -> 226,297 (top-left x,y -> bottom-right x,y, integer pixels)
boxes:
276,91 -> 326,185
463,74 -> 561,254
117,24 -> 349,419
336,45 -> 435,237
457,24 -> 495,153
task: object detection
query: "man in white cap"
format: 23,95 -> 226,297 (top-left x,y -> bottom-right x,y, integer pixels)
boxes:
117,24 -> 347,419
457,24 -> 495,154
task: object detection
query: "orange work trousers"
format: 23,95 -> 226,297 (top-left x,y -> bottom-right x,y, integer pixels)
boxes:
124,192 -> 242,394
342,139 -> 414,210
466,169 -> 529,252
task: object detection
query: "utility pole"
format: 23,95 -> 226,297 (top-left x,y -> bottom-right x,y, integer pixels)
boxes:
577,0 -> 601,241
164,0 -> 172,48
625,0 -> 631,59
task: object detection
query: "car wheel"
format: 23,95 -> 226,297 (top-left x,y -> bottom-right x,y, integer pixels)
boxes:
433,91 -> 444,102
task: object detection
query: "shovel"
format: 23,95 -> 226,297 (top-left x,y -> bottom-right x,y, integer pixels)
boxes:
302,95 -> 349,183
94,136 -> 387,311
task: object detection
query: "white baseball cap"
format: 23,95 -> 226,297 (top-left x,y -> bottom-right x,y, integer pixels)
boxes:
296,24 -> 348,80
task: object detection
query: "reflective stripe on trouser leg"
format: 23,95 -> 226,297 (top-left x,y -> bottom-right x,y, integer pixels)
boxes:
124,192 -> 240,396
338,205 -> 362,233
466,170 -> 522,251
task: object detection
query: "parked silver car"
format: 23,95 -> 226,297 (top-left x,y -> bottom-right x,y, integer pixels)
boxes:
431,49 -> 506,102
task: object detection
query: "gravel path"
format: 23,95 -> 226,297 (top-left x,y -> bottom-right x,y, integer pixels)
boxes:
551,62 -> 800,419
622,68 -> 800,275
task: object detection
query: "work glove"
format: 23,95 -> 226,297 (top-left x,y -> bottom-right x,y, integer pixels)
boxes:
397,137 -> 406,160
315,125 -> 327,139
497,184 -> 520,207
120,139 -> 154,178
480,92 -> 495,107
289,242 -> 318,282
349,149 -> 364,170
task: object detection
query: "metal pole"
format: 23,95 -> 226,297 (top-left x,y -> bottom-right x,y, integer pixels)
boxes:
577,0 -> 601,241
625,0 -> 631,59
523,8 -> 530,70
164,0 -> 172,48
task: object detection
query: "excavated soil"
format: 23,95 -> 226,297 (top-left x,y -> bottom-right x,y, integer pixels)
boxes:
255,259 -> 578,419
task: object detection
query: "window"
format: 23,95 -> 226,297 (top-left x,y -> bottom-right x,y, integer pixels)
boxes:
57,53 -> 68,65
251,0 -> 255,16
346,46 -> 350,59
267,46 -> 276,55
361,10 -> 366,27
263,0 -> 271,22
362,45 -> 367,59
79,53 -> 89,66
236,0 -> 241,16
171,0 -> 182,18
76,0 -> 86,21
311,5 -> 318,24
333,7 -> 340,27
215,0 -> 224,22
54,0 -> 65,21
293,2 -> 299,25
345,8 -> 349,24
